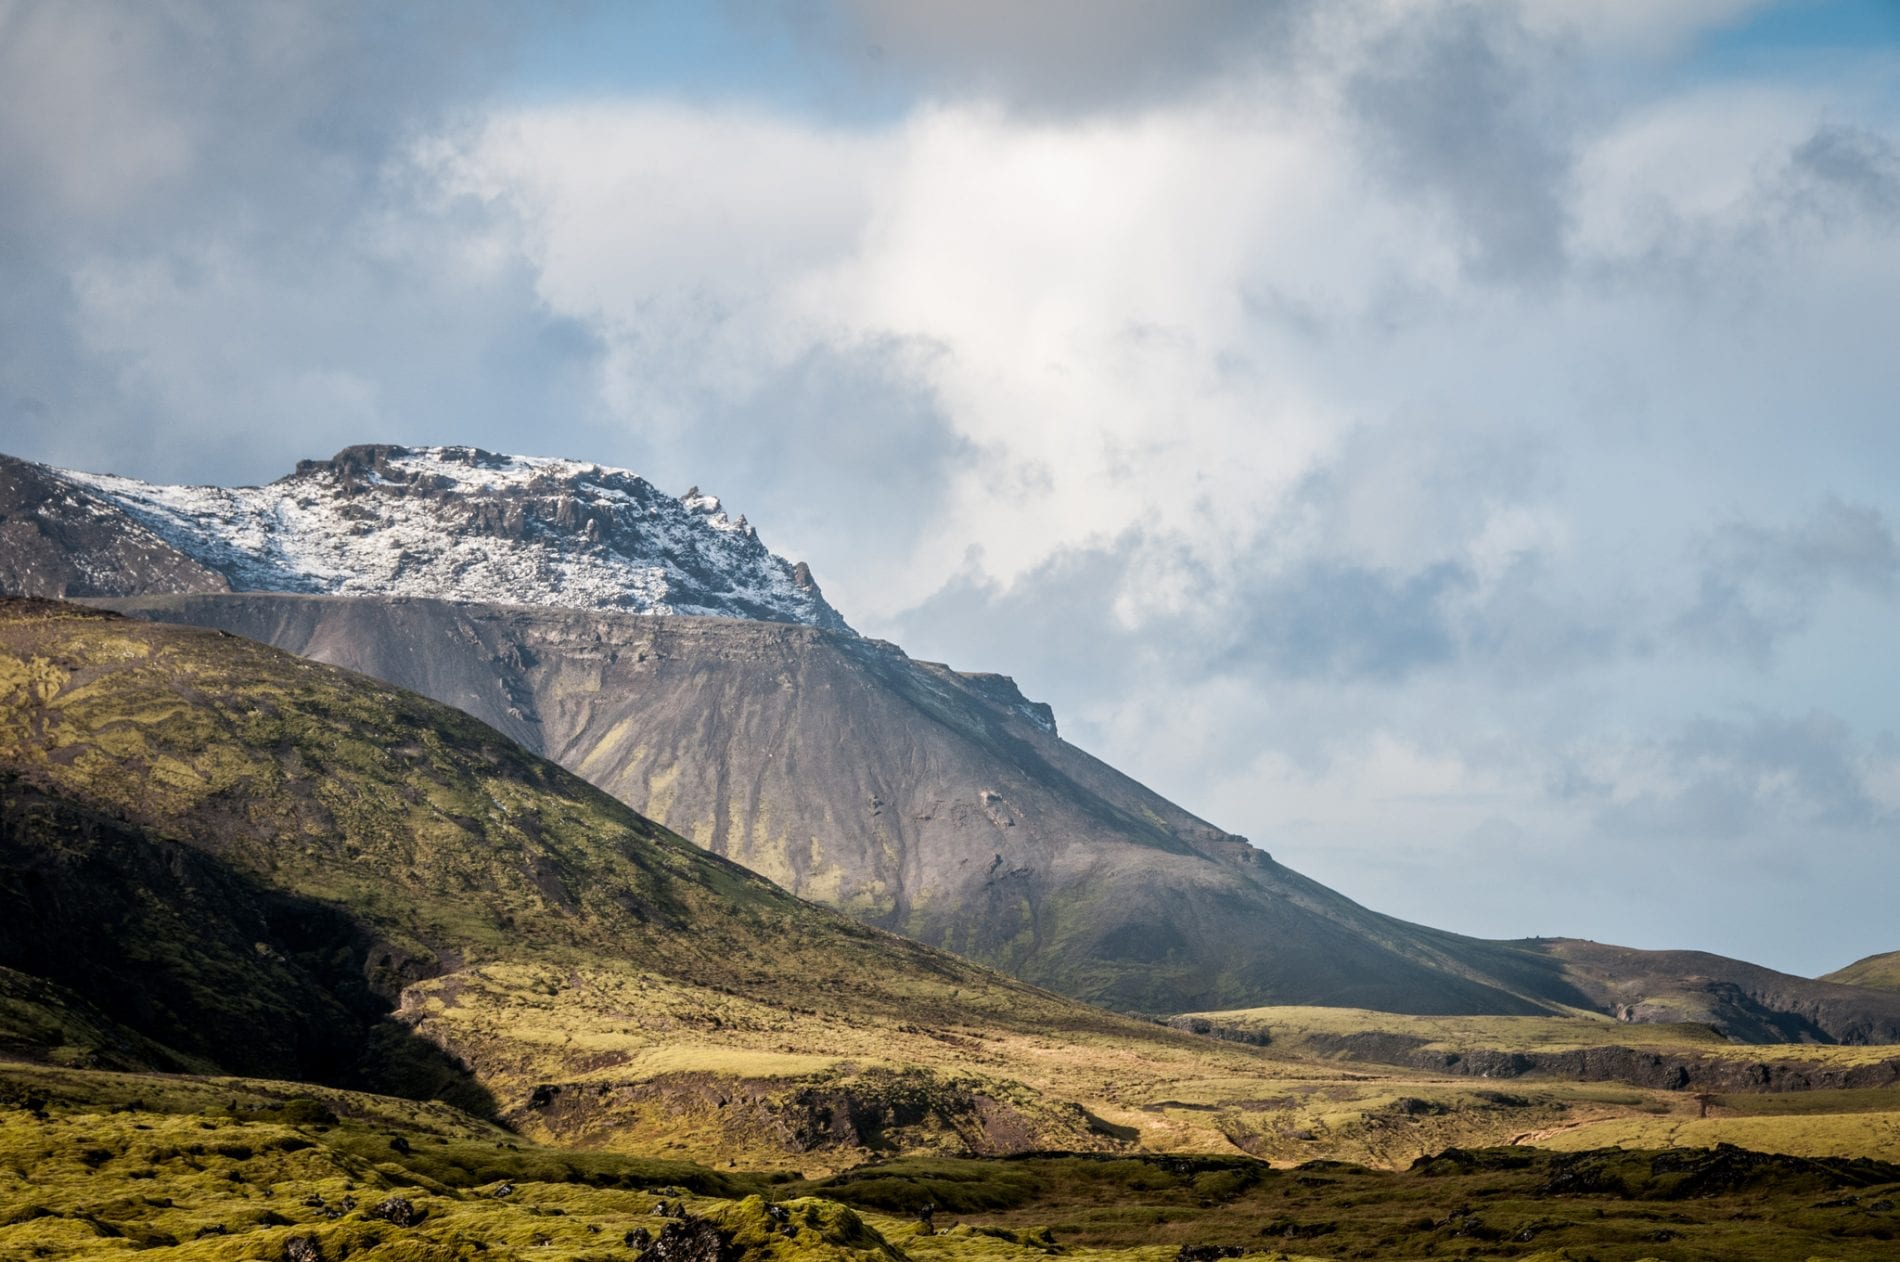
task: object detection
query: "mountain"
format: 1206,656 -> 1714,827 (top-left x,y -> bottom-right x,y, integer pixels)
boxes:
8,447 -> 1900,1040
0,451 -> 231,597
85,593 -> 1900,1044
1825,951 -> 1900,992
0,445 -> 847,628
2,598 -> 1277,1167
80,592 -> 1569,1015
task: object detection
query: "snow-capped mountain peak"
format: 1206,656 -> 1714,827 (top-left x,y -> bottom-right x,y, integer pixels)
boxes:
43,444 -> 850,629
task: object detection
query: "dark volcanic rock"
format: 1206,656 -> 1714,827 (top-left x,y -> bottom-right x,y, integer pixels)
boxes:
368,1196 -> 419,1226
647,1217 -> 738,1262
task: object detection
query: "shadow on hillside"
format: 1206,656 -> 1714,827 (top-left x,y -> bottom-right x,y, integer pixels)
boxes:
0,775 -> 500,1122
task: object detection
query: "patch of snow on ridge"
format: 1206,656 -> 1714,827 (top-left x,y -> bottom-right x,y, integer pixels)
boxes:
55,444 -> 850,630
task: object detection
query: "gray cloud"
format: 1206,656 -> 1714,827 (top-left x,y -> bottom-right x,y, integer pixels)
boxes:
802,0 -> 1299,115
0,0 -> 580,484
1346,4 -> 1574,282
1787,124 -> 1900,224
640,337 -> 975,596
1217,559 -> 1472,680
1677,500 -> 1899,662
1595,709 -> 1893,842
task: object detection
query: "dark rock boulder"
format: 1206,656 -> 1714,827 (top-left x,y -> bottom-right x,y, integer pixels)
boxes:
647,1217 -> 738,1262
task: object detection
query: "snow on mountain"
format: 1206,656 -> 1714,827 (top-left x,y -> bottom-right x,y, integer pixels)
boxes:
50,444 -> 851,630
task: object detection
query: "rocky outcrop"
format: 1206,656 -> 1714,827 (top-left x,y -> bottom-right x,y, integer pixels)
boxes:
513,1067 -> 1129,1162
0,455 -> 230,599
1166,1016 -> 1273,1047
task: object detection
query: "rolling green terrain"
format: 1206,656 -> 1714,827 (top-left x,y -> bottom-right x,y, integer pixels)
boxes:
1828,952 -> 1900,992
11,597 -> 1750,1178
5,1062 -> 1899,1261
0,598 -> 1219,1167
8,596 -> 1900,1260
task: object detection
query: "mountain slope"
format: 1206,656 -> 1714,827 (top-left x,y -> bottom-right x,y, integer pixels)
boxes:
88,593 -> 1900,1044
1,446 -> 846,627
1,597 -> 1309,1167
89,593 -> 1570,1017
1825,951 -> 1900,992
12,446 -> 1898,1039
0,454 -> 231,598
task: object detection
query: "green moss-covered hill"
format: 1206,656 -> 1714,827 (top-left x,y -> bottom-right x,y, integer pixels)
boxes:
0,598 -> 1252,1167
1828,952 -> 1900,992
5,1060 -> 1899,1262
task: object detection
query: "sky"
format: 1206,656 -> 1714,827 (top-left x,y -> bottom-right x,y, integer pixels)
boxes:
3,0 -> 1897,977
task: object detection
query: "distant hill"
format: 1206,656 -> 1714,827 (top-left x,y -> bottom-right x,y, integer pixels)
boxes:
1824,951 -> 1900,992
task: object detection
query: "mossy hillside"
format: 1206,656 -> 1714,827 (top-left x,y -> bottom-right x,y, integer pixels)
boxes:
0,603 -> 1142,1035
810,1146 -> 1900,1260
0,602 -> 1361,1166
1828,951 -> 1900,992
10,1063 -> 1899,1262
1172,1005 -> 1900,1094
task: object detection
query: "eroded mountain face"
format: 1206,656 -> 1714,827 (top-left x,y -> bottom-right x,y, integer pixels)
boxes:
81,594 -> 1550,1016
0,446 -> 847,629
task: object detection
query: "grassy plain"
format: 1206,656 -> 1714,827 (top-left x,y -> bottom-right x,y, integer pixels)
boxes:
5,1063 -> 1899,1262
1176,1005 -> 1900,1070
1177,1007 -> 1731,1052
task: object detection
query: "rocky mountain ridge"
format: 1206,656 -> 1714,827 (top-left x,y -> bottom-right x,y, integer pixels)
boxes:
0,447 -> 847,629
